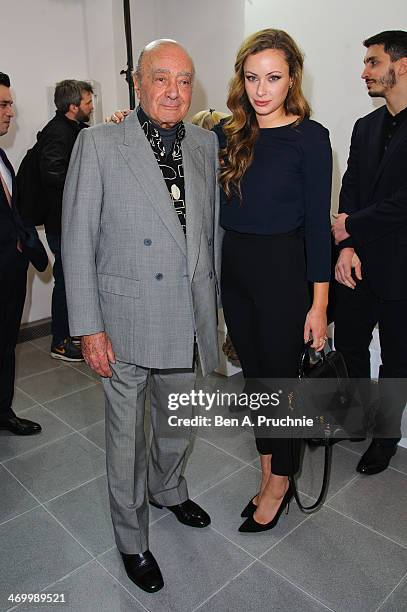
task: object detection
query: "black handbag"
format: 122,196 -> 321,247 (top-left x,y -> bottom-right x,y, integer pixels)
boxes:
297,341 -> 351,442
289,341 -> 351,513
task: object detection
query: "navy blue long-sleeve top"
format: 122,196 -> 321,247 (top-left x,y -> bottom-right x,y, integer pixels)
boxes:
214,118 -> 332,282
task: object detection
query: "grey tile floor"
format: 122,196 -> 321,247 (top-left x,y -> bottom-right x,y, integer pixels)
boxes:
0,337 -> 406,612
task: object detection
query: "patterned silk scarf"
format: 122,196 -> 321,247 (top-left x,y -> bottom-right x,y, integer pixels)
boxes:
137,106 -> 187,235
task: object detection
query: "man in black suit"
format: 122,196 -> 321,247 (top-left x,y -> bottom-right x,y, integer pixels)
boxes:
333,31 -> 407,474
0,72 -> 47,436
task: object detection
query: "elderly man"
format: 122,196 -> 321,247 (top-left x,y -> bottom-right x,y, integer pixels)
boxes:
333,31 -> 407,475
62,40 -> 220,593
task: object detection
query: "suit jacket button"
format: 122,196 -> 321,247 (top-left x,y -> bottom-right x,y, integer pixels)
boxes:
208,238 -> 212,246
155,273 -> 163,280
144,238 -> 152,246
209,271 -> 213,279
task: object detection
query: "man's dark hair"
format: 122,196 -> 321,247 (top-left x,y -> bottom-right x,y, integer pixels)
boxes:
54,79 -> 93,113
363,30 -> 407,62
0,72 -> 11,87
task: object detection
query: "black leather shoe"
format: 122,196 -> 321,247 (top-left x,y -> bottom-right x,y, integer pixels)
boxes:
120,550 -> 164,593
0,416 -> 42,436
150,499 -> 211,528
356,440 -> 397,475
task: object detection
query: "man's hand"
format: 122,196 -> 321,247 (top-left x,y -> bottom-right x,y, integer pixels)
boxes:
104,109 -> 131,124
332,212 -> 350,243
81,332 -> 116,377
335,247 -> 362,289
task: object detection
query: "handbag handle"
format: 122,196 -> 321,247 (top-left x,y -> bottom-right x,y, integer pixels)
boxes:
298,340 -> 326,378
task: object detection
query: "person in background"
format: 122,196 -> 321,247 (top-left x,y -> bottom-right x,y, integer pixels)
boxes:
333,30 -> 407,475
0,71 -> 47,436
40,79 -> 93,362
214,29 -> 332,532
191,108 -> 229,131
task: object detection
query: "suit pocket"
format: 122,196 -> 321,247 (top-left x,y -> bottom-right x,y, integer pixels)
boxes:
98,273 -> 140,298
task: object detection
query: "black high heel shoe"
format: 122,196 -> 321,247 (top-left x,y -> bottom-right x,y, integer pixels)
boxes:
241,495 -> 258,517
238,485 -> 293,533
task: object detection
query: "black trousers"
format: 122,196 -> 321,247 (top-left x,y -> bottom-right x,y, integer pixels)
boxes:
221,230 -> 309,476
0,252 -> 28,420
46,233 -> 70,345
334,279 -> 407,445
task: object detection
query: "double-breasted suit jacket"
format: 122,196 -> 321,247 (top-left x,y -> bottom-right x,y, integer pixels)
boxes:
62,111 -> 221,375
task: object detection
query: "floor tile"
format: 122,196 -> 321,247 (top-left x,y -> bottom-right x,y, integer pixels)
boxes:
0,405 -> 72,462
15,342 -> 61,380
296,443 -> 359,500
378,576 -> 407,612
29,335 -> 52,352
0,465 -> 38,523
45,384 -> 105,430
195,417 -> 258,464
80,420 -> 106,451
184,437 -> 245,499
11,388 -> 39,413
45,476 -> 113,556
66,360 -> 101,381
390,445 -> 407,475
15,561 -> 144,612
3,344 -> 407,612
17,366 -> 95,403
262,506 -> 407,612
196,465 -> 310,557
99,515 -> 253,612
328,468 -> 407,546
337,438 -> 371,456
0,507 -> 90,610
198,561 -> 327,612
5,433 -> 106,502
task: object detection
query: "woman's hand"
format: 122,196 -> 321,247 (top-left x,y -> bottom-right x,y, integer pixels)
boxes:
304,307 -> 327,352
104,109 -> 131,123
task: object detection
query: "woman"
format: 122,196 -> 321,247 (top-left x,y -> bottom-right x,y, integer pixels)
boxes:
214,28 -> 332,532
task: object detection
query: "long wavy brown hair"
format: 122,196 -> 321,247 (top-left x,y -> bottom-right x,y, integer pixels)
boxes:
220,28 -> 311,200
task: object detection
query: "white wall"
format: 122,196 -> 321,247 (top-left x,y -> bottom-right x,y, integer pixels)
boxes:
136,0 -> 245,116
1,0 -> 128,323
245,0 -> 405,205
1,0 -> 406,324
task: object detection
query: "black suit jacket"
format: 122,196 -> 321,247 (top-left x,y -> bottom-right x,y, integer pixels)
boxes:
0,148 -> 23,286
0,148 -> 47,278
339,105 -> 407,300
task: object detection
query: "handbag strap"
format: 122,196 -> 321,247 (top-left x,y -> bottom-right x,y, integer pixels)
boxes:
290,341 -> 334,514
298,340 -> 326,378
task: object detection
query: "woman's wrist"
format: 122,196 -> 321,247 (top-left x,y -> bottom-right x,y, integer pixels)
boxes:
309,303 -> 328,314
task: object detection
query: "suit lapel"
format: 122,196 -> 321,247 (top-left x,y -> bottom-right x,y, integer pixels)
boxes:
366,108 -> 386,200
369,107 -> 407,197
118,113 -> 187,256
182,129 -> 205,280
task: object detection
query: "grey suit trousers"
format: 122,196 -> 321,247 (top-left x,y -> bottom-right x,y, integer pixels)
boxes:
102,360 -> 196,554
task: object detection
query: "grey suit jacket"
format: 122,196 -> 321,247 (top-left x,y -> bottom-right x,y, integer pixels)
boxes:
61,112 -> 222,375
